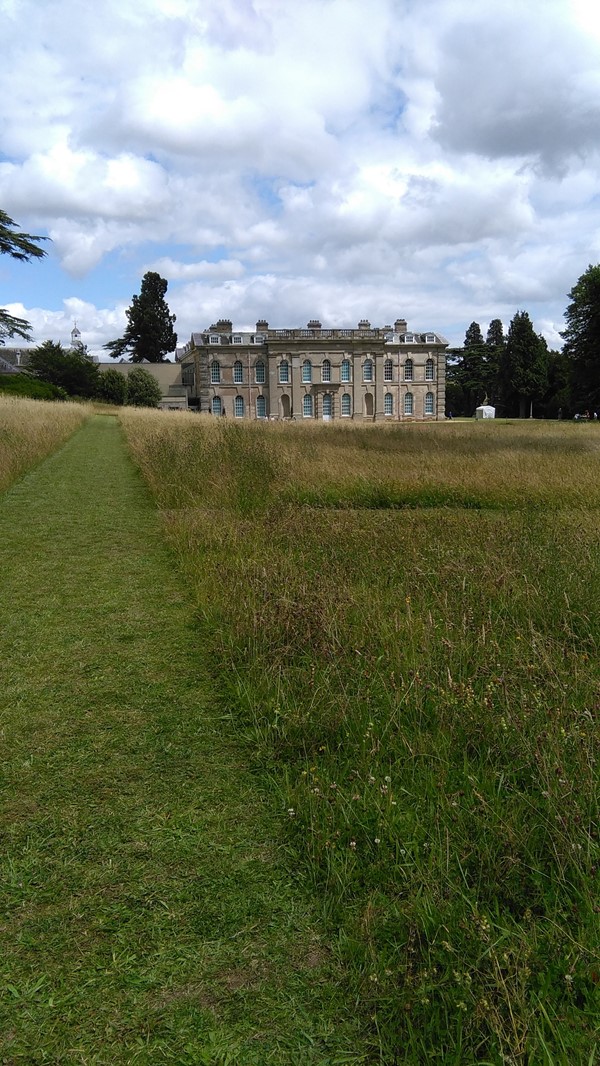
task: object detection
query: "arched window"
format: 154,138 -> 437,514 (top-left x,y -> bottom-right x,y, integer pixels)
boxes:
341,393 -> 352,416
256,395 -> 267,418
363,359 -> 374,382
303,394 -> 313,417
426,358 -> 435,381
279,360 -> 289,383
322,359 -> 331,383
341,359 -> 351,383
404,359 -> 413,382
211,396 -> 222,416
302,359 -> 312,383
425,391 -> 435,415
322,393 -> 332,419
404,392 -> 414,416
255,360 -> 265,384
210,360 -> 221,384
384,392 -> 393,415
234,395 -> 245,418
233,361 -> 243,384
384,359 -> 393,382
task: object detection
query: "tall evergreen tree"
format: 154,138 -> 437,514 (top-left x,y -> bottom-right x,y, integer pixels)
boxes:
0,209 -> 47,344
505,311 -> 549,418
104,272 -> 177,363
561,264 -> 600,409
460,322 -> 488,413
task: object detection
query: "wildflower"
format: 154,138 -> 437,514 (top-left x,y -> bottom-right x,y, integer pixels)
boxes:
287,808 -> 296,817
374,837 -> 381,845
369,973 -> 378,983
349,840 -> 357,849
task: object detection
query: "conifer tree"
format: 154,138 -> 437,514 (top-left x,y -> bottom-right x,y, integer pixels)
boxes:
562,264 -> 600,408
0,209 -> 47,344
505,311 -> 549,418
105,272 -> 177,363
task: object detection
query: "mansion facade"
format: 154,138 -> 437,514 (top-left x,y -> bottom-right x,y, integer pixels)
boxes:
176,317 -> 448,421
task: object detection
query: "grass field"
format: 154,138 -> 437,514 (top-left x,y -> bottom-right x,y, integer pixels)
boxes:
0,415 -> 365,1064
0,395 -> 89,492
119,411 -> 600,1065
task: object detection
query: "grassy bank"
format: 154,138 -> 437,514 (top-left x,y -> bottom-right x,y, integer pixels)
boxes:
0,395 -> 88,491
121,411 -> 600,1064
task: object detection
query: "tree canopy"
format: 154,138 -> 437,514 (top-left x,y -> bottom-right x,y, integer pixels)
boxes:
562,264 -> 600,409
28,341 -> 100,398
1,210 -> 47,344
104,271 -> 177,363
125,366 -> 162,407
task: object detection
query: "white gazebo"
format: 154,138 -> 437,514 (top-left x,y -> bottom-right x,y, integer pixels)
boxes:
475,404 -> 496,419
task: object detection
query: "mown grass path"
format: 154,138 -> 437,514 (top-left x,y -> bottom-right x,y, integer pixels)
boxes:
0,417 -> 362,1065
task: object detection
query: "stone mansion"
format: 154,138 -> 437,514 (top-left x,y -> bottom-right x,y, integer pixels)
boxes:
174,317 -> 448,421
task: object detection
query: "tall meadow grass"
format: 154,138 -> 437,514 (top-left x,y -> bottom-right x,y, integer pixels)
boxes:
121,410 -> 600,1064
0,395 -> 89,492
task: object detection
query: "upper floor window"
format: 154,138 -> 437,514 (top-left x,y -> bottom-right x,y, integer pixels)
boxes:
232,335 -> 242,344
303,394 -> 313,417
384,392 -> 394,415
363,359 -> 374,382
341,359 -> 351,382
256,395 -> 267,418
302,359 -> 312,383
404,359 -> 413,382
234,395 -> 245,418
233,361 -> 243,384
255,360 -> 265,384
425,391 -> 435,415
425,333 -> 436,343
279,360 -> 290,384
403,333 -> 414,343
181,365 -> 194,387
210,360 -> 221,384
322,359 -> 331,383
341,392 -> 352,416
209,335 -> 220,345
425,358 -> 435,381
404,392 -> 414,416
384,359 -> 393,382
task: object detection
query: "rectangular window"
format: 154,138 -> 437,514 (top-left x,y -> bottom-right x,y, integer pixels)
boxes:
209,335 -> 220,344
341,360 -> 351,383
232,335 -> 242,344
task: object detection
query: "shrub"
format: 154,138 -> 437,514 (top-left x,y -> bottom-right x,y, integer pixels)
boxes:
125,366 -> 162,408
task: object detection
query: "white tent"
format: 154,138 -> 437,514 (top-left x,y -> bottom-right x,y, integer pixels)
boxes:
475,404 -> 496,419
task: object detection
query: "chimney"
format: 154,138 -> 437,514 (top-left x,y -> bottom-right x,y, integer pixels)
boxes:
307,319 -> 322,330
256,319 -> 269,332
394,318 -> 407,333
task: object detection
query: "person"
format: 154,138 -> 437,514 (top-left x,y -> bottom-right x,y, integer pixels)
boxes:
557,407 -> 563,420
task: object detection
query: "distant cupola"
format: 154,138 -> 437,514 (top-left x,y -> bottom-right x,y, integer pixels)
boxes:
71,322 -> 83,349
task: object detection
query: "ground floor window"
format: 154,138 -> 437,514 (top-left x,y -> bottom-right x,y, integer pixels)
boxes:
303,394 -> 313,417
235,395 -> 245,417
384,392 -> 393,415
322,393 -> 332,418
341,392 -> 351,416
256,395 -> 267,418
404,392 -> 414,415
425,391 -> 435,415
212,396 -> 222,415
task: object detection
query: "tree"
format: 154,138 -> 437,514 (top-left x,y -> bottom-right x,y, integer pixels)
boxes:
97,367 -> 128,406
125,366 -> 162,407
562,264 -> 600,410
28,341 -> 100,398
104,271 -> 177,363
505,311 -> 549,418
0,210 -> 47,344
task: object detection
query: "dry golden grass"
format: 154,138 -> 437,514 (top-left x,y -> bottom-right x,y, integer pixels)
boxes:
0,395 -> 89,492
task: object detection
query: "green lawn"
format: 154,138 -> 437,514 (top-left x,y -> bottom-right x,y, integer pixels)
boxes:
0,416 -> 364,1064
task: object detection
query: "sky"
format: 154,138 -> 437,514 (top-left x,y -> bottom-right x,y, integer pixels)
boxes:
2,0 -> 600,359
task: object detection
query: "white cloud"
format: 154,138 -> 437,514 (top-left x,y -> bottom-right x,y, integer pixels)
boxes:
1,0 -> 600,350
